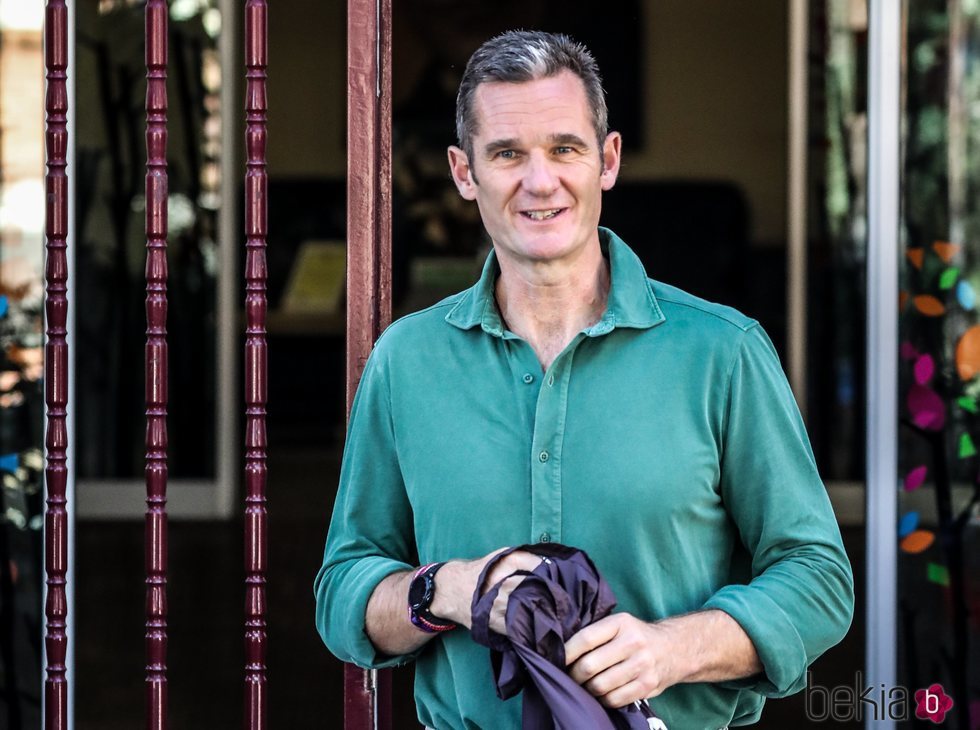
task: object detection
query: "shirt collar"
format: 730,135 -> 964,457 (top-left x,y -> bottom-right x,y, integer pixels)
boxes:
445,227 -> 665,337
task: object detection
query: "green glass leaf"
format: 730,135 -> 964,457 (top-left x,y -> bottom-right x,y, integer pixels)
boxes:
960,433 -> 977,458
939,267 -> 960,290
958,397 -> 979,414
927,563 -> 950,587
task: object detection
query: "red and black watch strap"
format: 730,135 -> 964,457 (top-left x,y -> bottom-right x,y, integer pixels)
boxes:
408,562 -> 456,633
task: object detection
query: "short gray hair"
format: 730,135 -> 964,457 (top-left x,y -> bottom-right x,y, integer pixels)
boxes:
455,30 -> 609,161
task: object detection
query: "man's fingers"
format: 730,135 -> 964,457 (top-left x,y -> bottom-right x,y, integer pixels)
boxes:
581,658 -> 636,697
482,550 -> 542,595
564,614 -> 621,667
599,678 -> 657,709
567,631 -> 632,684
488,575 -> 524,635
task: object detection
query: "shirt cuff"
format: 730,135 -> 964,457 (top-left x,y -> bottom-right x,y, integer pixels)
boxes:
701,585 -> 808,697
320,556 -> 422,669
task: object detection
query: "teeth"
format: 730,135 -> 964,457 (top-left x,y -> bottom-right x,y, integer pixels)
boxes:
524,209 -> 561,220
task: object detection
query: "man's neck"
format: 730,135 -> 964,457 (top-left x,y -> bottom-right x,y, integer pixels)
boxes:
494,243 -> 610,372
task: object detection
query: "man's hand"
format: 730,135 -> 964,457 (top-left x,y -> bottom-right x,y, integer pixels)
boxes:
430,548 -> 542,633
564,613 -> 680,708
564,610 -> 763,709
479,550 -> 543,634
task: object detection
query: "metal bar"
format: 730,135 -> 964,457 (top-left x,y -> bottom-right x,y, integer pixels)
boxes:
217,0 -> 240,520
144,1 -> 170,727
43,0 -> 70,727
866,1 -> 901,727
787,0 -> 808,414
947,0 -> 966,246
65,1 -> 77,723
345,0 -> 393,727
243,0 -> 269,726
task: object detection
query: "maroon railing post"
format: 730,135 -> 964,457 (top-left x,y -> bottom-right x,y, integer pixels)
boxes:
144,1 -> 170,728
346,0 -> 393,727
244,0 -> 269,727
43,1 -> 69,727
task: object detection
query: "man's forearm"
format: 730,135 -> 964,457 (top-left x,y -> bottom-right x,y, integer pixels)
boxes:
364,549 -> 537,656
363,558 -> 483,656
364,571 -> 436,656
658,609 -> 762,684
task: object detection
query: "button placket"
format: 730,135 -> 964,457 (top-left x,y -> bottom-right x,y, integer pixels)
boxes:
528,335 -> 586,546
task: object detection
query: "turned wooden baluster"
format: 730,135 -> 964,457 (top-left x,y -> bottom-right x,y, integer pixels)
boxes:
345,0 -> 393,728
144,1 -> 170,728
244,0 -> 269,726
43,1 -> 69,727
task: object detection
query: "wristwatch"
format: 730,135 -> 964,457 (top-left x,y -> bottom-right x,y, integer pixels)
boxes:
408,562 -> 457,633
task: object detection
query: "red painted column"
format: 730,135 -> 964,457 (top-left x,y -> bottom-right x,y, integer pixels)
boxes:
243,0 -> 269,727
346,0 -> 393,728
43,1 -> 69,728
144,1 -> 170,728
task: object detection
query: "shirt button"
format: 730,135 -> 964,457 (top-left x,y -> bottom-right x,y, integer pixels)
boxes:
540,532 -> 551,543
547,374 -> 555,387
538,451 -> 549,463
522,373 -> 534,384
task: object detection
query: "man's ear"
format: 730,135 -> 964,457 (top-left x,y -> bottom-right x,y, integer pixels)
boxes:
599,132 -> 622,192
447,146 -> 478,200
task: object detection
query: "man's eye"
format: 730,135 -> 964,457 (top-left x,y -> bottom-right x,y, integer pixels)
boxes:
496,150 -> 517,159
555,146 -> 575,155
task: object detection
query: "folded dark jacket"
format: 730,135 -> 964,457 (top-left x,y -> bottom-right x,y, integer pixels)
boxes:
470,543 -> 667,730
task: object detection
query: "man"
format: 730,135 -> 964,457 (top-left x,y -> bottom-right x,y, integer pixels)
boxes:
315,30 -> 853,729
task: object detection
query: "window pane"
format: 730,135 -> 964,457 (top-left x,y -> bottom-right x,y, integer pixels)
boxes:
898,0 -> 980,717
75,1 -> 222,478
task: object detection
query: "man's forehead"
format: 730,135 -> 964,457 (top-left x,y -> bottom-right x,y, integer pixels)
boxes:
470,71 -> 592,136
472,69 -> 589,106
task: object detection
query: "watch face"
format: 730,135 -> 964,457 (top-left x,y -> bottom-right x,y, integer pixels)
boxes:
408,574 -> 428,610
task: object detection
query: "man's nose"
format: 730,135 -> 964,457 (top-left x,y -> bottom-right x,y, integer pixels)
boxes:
521,152 -> 559,196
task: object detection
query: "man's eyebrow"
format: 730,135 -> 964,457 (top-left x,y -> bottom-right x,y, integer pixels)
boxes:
482,138 -> 520,156
549,133 -> 590,148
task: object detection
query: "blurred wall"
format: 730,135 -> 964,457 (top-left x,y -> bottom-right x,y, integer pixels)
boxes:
625,0 -> 788,246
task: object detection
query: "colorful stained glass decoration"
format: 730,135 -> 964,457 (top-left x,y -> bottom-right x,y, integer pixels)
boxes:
913,295 -> 946,316
907,248 -> 925,269
898,511 -> 919,538
904,465 -> 928,491
914,354 -> 935,384
960,433 -> 977,458
959,280 -> 977,310
908,384 -> 946,430
939,267 -> 960,290
900,530 -> 935,554
927,562 -> 950,587
0,295 -> 7,318
957,396 -> 979,413
933,241 -> 961,263
900,341 -> 920,360
0,453 -> 18,472
956,325 -> 980,380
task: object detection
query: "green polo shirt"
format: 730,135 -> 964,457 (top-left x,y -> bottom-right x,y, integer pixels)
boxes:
314,228 -> 853,730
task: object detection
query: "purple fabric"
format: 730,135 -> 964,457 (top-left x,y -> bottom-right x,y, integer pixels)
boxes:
470,544 -> 665,730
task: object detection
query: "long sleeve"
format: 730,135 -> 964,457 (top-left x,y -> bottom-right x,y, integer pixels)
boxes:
701,324 -> 854,696
313,346 -> 421,669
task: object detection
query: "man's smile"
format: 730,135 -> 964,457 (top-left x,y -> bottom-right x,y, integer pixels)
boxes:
520,207 -> 566,221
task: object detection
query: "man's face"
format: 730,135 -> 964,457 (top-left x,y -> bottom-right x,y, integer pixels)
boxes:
448,71 -> 621,269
